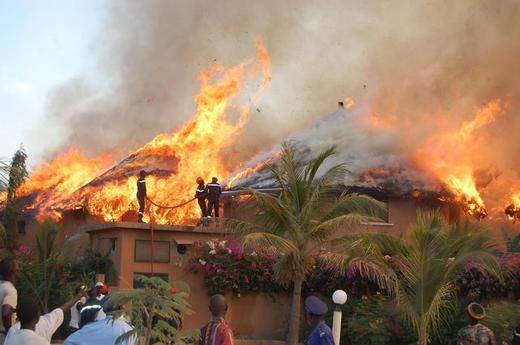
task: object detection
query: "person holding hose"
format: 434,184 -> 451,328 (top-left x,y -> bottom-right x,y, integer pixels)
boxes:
195,177 -> 208,225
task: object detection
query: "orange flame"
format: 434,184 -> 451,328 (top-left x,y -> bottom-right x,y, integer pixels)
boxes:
413,100 -> 503,219
12,148 -> 114,221
505,192 -> 520,222
15,38 -> 272,224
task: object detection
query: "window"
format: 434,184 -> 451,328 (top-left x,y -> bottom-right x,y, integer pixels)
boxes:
133,272 -> 169,288
134,240 -> 170,263
16,220 -> 26,235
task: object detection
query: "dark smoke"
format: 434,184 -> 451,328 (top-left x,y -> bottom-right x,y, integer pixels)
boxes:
33,0 -> 520,218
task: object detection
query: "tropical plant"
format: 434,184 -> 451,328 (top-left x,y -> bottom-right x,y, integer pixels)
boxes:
111,275 -> 196,345
0,158 -> 9,191
482,300 -> 520,344
349,212 -> 503,345
61,247 -> 119,286
501,226 -> 520,253
187,238 -> 285,296
1,148 -> 28,250
346,294 -> 393,345
18,220 -> 61,312
224,142 -> 387,345
6,148 -> 28,200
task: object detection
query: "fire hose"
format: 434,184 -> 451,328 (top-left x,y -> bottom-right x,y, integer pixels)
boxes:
146,196 -> 196,209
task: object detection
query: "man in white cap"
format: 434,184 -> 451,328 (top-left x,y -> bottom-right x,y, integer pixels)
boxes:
304,295 -> 335,345
95,282 -> 105,301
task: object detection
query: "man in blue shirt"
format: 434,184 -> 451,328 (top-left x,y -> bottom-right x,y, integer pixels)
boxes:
304,296 -> 335,345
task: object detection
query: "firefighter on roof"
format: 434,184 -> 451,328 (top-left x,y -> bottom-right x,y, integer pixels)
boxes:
195,177 -> 208,224
206,177 -> 222,221
136,170 -> 147,223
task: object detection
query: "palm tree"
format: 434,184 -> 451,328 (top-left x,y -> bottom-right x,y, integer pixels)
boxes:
225,142 -> 387,345
347,211 -> 502,345
19,220 -> 67,312
111,275 -> 195,345
1,148 -> 28,250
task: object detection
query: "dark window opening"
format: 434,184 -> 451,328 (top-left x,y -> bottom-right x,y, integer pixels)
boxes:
176,244 -> 188,255
134,240 -> 170,263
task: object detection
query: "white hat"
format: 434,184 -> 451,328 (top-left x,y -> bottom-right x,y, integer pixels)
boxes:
95,282 -> 104,287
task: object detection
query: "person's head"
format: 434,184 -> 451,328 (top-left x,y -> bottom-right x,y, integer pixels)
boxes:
17,297 -> 40,330
465,302 -> 486,324
0,258 -> 18,282
209,294 -> 228,318
88,287 -> 99,300
139,170 -> 146,178
212,177 -> 218,183
95,282 -> 104,295
196,177 -> 204,185
79,302 -> 104,327
304,296 -> 328,328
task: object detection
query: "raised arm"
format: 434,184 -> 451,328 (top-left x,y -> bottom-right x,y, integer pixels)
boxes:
1,304 -> 15,331
60,287 -> 88,312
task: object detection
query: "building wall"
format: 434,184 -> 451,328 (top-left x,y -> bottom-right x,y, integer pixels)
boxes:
88,223 -> 290,339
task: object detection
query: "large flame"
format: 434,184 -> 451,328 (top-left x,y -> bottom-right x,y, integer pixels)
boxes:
417,100 -> 502,219
506,192 -> 520,222
7,148 -> 114,221
11,38 -> 271,224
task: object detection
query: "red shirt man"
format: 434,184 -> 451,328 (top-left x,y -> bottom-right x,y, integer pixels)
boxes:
200,295 -> 233,345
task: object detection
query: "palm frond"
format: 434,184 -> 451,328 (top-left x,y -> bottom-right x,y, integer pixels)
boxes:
242,232 -> 299,255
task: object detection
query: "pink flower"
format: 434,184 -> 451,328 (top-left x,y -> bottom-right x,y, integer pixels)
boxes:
251,261 -> 258,269
15,245 -> 33,259
229,243 -> 243,260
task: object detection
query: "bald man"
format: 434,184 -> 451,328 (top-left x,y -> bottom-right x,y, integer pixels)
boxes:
199,295 -> 233,345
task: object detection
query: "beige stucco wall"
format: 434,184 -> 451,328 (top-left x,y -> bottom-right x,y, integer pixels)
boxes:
86,223 -> 293,338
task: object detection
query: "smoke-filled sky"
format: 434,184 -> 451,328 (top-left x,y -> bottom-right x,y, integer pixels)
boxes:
3,0 -> 520,214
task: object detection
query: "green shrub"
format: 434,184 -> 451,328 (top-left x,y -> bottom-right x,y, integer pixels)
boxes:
346,294 -> 393,345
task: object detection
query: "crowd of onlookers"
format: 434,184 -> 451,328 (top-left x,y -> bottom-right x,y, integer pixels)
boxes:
0,256 -> 515,345
0,257 -> 133,345
0,255 -> 341,345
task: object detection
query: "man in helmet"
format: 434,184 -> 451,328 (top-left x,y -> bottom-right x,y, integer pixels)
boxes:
206,177 -> 222,221
136,170 -> 147,223
195,177 -> 208,224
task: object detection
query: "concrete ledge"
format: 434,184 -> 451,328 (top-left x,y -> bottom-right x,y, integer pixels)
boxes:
81,221 -> 230,235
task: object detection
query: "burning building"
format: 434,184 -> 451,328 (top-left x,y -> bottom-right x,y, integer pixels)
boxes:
2,31 -> 520,339
2,34 -> 519,246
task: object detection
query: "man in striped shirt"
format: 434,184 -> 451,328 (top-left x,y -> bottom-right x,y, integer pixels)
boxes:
200,295 -> 233,345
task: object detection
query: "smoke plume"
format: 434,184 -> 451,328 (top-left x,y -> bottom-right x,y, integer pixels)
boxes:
34,0 -> 520,218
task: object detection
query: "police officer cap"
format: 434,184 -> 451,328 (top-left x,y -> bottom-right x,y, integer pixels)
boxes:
305,295 -> 328,315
